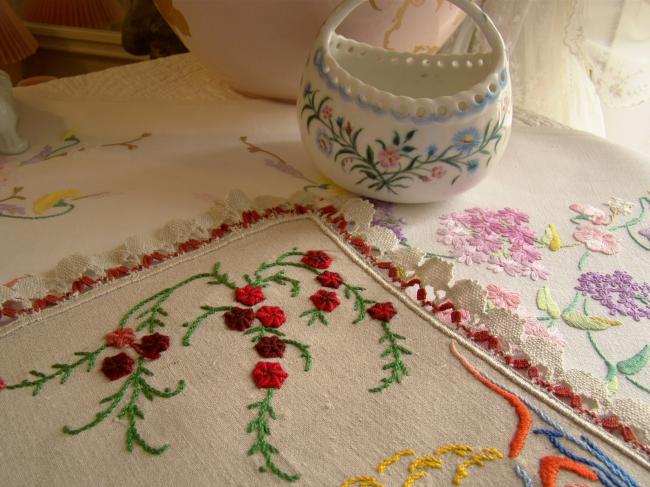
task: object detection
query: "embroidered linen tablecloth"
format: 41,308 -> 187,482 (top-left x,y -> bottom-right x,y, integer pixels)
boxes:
1,54 -> 649,486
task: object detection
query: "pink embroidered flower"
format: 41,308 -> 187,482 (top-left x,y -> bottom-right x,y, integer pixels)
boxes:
310,290 -> 340,312
321,105 -> 333,120
486,284 -> 520,310
569,203 -> 609,225
252,361 -> 288,389
437,207 -> 547,281
235,285 -> 266,305
368,302 -> 397,322
255,306 -> 286,328
301,250 -> 333,269
378,145 -> 400,168
573,222 -> 621,255
101,352 -> 135,381
316,271 -> 343,289
105,327 -> 136,348
431,166 -> 447,179
133,333 -> 170,360
523,315 -> 567,348
0,376 -> 6,391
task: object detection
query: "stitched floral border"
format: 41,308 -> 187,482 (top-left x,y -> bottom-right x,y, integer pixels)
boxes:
1,190 -> 649,463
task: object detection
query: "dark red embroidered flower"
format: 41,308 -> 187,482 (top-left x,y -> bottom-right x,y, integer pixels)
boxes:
316,271 -> 343,289
310,289 -> 340,312
224,307 -> 255,331
301,250 -> 333,269
133,333 -> 170,360
235,285 -> 266,306
101,352 -> 135,381
255,306 -> 286,328
105,327 -> 136,348
0,376 -> 6,391
252,361 -> 288,389
368,302 -> 397,322
254,336 -> 286,358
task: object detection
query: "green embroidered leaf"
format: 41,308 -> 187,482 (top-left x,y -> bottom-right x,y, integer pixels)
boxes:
540,226 -> 553,246
536,286 -> 561,319
617,345 -> 650,376
561,311 -> 623,331
607,375 -> 619,395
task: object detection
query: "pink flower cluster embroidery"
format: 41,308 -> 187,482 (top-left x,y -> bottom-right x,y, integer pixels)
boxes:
437,207 -> 548,281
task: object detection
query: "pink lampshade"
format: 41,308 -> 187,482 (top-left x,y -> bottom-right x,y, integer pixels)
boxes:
24,0 -> 124,30
0,0 -> 38,65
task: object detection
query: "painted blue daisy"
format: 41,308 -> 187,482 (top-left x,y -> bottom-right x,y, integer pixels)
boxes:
467,159 -> 480,173
426,144 -> 437,158
315,129 -> 333,157
452,127 -> 481,153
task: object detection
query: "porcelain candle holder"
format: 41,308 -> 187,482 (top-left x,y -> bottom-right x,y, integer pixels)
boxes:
298,0 -> 512,203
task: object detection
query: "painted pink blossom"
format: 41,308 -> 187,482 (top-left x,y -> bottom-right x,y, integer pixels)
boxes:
573,222 -> 621,255
321,105 -> 333,120
431,166 -> 447,179
378,145 -> 401,168
486,284 -> 521,310
569,203 -> 609,225
437,207 -> 547,281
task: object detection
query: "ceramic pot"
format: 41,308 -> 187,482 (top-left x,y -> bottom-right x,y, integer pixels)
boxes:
297,0 -> 512,203
154,0 -> 464,102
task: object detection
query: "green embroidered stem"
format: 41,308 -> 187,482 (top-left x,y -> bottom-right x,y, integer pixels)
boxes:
246,249 -> 317,291
586,331 -> 617,386
563,292 -> 582,314
303,183 -> 331,192
369,321 -> 412,393
246,389 -> 300,482
578,250 -> 591,271
282,339 -> 313,372
342,283 -> 375,324
7,344 -> 107,396
0,202 -> 75,220
245,326 -> 286,342
64,358 -> 185,455
0,186 -> 25,203
624,376 -> 650,394
182,305 -> 233,346
608,197 -> 649,251
118,272 -> 212,330
300,308 -> 328,326
208,262 -> 238,289
45,135 -> 81,160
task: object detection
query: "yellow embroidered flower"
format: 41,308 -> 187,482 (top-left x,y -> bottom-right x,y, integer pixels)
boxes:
32,189 -> 80,215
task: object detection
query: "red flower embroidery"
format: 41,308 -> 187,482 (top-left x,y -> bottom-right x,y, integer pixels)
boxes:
0,376 -> 6,391
254,336 -> 286,358
368,302 -> 397,322
255,306 -> 286,328
235,285 -> 266,306
316,271 -> 343,289
301,250 -> 333,269
101,352 -> 135,381
310,289 -> 340,312
105,327 -> 136,348
224,307 -> 255,331
133,333 -> 170,360
252,361 -> 288,389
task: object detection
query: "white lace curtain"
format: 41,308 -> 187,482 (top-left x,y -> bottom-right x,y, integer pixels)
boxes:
442,0 -> 650,137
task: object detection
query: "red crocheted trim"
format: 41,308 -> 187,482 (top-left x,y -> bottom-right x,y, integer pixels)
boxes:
1,201 -> 648,457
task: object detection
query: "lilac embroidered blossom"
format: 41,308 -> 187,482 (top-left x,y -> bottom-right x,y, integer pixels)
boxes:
436,207 -> 547,281
576,271 -> 650,321
368,199 -> 407,242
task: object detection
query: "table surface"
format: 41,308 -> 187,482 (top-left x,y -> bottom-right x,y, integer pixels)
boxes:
1,53 -> 649,485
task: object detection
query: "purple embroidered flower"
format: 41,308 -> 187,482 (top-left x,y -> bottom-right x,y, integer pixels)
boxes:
368,199 -> 407,243
575,271 -> 650,321
437,207 -> 547,281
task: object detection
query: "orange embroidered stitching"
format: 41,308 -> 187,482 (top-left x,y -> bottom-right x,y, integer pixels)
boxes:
538,456 -> 598,487
450,341 -> 533,458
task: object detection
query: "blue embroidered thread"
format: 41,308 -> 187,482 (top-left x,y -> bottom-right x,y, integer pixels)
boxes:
514,464 -> 533,487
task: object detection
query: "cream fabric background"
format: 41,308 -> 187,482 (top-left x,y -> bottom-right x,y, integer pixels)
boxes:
1,219 -> 647,486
